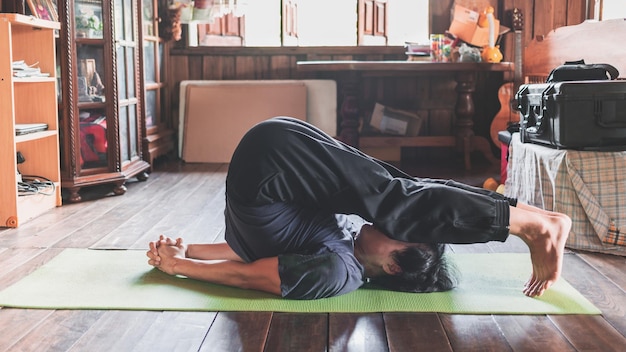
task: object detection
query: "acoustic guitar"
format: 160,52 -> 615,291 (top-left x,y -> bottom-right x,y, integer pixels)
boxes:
490,8 -> 524,147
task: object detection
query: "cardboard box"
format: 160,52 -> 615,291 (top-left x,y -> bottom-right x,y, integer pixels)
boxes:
448,5 -> 499,47
369,103 -> 422,136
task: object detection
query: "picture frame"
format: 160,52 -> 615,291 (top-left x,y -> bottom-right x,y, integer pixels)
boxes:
49,1 -> 59,22
27,0 -> 58,22
78,58 -> 97,85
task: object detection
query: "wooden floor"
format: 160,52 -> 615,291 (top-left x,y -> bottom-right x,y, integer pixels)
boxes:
1,157 -> 625,352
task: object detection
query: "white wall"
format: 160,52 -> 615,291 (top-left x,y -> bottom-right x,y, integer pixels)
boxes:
297,0 -> 359,46
244,0 -> 283,46
387,0 -> 430,45
601,0 -> 626,20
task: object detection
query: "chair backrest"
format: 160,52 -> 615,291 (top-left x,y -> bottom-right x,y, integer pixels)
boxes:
178,80 -> 337,163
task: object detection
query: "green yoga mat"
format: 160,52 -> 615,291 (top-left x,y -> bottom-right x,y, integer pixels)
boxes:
0,249 -> 600,314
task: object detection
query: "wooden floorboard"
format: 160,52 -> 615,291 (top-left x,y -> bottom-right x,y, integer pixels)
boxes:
578,252 -> 626,290
9,310 -> 106,352
0,159 -> 625,351
265,313 -> 328,351
0,308 -> 55,351
441,315 -> 513,352
549,315 -> 626,352
560,254 -> 626,337
90,163 -> 225,249
132,312 -> 217,352
493,315 -> 577,351
384,313 -> 451,352
329,313 -> 388,352
200,312 -> 271,352
68,310 -> 162,352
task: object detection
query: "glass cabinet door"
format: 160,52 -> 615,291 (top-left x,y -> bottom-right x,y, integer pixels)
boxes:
74,0 -> 109,172
142,0 -> 165,129
140,0 -> 174,166
114,0 -> 141,166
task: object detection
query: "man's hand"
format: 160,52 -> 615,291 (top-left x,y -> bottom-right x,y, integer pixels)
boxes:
146,235 -> 187,275
146,236 -> 282,296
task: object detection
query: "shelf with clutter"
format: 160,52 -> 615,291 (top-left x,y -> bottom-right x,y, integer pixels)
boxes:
0,13 -> 62,228
416,3 -> 508,64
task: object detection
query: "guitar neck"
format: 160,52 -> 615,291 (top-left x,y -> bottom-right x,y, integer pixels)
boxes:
513,29 -> 523,92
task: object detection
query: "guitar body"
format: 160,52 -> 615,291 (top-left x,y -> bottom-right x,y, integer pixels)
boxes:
490,8 -> 524,147
490,82 -> 514,147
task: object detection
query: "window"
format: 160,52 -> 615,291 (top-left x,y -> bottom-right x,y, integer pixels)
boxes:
197,13 -> 245,46
597,0 -> 626,20
282,0 -> 298,45
187,0 -> 429,47
358,0 -> 388,45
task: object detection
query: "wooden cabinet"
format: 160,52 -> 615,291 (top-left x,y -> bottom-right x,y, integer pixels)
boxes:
141,0 -> 174,165
57,0 -> 150,202
0,14 -> 62,227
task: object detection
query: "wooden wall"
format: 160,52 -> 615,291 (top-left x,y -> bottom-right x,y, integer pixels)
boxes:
431,0 -> 590,51
167,0 -> 589,155
169,46 -> 504,153
429,0 -> 590,82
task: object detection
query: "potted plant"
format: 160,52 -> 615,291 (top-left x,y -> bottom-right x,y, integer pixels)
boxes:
75,8 -> 103,38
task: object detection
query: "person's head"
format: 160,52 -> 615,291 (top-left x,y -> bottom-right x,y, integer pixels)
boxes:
368,243 -> 457,293
354,224 -> 457,293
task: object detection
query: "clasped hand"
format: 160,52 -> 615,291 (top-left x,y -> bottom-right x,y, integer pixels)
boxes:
146,235 -> 187,275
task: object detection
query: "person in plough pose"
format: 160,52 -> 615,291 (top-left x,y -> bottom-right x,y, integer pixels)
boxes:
147,117 -> 571,300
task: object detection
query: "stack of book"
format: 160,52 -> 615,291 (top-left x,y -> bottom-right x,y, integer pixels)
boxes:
404,42 -> 430,61
12,60 -> 50,78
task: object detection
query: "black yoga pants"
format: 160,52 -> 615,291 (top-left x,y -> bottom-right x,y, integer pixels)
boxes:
226,117 -> 514,244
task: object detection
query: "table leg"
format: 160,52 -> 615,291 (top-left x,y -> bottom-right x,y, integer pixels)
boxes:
337,72 -> 361,148
454,71 -> 498,170
339,95 -> 360,148
326,72 -> 359,148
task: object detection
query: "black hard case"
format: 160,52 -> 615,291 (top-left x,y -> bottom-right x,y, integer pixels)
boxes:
516,80 -> 626,150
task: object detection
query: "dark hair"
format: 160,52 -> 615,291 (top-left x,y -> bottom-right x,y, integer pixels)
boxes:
368,243 -> 458,293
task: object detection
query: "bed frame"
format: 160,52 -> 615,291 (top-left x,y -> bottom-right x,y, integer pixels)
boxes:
523,18 -> 626,83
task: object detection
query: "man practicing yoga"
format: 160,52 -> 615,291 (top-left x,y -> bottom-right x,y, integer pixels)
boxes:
147,117 -> 571,300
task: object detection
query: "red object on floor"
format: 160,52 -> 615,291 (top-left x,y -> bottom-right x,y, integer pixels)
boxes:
498,131 -> 511,184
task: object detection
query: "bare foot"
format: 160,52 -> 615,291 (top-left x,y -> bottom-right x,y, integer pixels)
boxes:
509,206 -> 571,297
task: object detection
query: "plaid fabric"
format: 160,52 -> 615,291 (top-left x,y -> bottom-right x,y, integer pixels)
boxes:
605,221 -> 626,247
505,133 -> 626,255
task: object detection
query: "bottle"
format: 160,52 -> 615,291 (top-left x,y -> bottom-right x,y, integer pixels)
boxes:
430,34 -> 445,62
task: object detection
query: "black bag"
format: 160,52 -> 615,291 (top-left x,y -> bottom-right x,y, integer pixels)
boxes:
547,59 -> 619,82
517,80 -> 626,150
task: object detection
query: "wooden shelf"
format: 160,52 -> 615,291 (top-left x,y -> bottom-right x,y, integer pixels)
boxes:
15,130 -> 58,143
0,14 -> 61,228
0,13 -> 60,29
13,77 -> 57,83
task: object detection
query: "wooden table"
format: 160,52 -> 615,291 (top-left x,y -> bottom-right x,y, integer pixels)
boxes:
297,60 -> 514,170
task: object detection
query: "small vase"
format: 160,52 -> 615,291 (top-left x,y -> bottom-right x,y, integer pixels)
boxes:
76,29 -> 88,38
